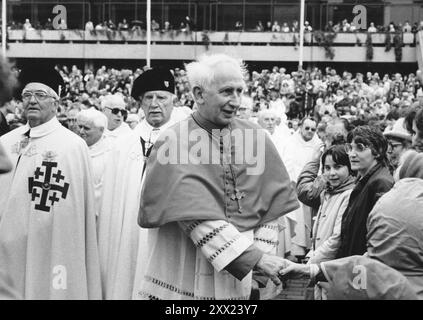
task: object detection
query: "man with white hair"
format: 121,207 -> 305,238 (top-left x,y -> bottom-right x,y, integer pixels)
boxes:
101,93 -> 132,139
237,95 -> 254,121
76,108 -> 111,213
137,54 -> 299,300
98,68 -> 179,299
257,109 -> 294,177
256,109 -> 297,295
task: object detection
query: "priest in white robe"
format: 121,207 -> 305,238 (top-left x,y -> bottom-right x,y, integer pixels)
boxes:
98,68 -> 181,300
284,117 -> 322,257
0,65 -> 101,299
101,94 -> 132,140
76,108 -> 112,214
257,109 -> 297,280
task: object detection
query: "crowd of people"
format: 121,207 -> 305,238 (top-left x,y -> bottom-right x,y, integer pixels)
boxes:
0,53 -> 423,300
9,16 -> 423,35
7,16 -> 196,33
3,62 -> 423,139
252,19 -> 423,34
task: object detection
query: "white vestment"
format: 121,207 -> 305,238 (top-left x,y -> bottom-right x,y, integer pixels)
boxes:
0,118 -> 101,299
98,119 -> 175,300
134,219 -> 281,300
284,132 -> 322,256
268,130 -> 297,258
104,122 -> 132,141
88,135 -> 112,214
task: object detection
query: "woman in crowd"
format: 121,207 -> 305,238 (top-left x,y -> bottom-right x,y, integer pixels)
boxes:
279,151 -> 423,300
337,125 -> 394,258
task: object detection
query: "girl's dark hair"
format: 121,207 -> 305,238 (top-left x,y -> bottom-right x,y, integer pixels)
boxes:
321,145 -> 352,173
386,109 -> 400,121
404,106 -> 423,140
347,125 -> 389,166
404,106 -> 422,134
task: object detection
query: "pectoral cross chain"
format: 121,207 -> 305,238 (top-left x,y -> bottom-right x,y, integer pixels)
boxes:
230,188 -> 246,213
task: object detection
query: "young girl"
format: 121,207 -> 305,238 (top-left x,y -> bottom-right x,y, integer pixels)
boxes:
306,145 -> 355,265
303,145 -> 355,299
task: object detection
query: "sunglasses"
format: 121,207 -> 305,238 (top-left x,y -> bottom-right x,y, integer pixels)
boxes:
105,107 -> 128,117
345,143 -> 369,153
304,127 -> 316,132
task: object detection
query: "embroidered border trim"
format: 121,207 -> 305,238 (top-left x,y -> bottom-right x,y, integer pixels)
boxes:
195,223 -> 229,248
207,233 -> 242,263
137,291 -> 161,300
186,221 -> 202,234
254,237 -> 279,247
257,224 -> 279,231
144,276 -> 215,300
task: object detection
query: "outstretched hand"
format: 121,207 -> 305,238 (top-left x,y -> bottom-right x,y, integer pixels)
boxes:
255,253 -> 290,286
278,259 -> 310,281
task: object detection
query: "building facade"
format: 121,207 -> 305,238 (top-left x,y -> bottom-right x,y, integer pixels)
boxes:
5,0 -> 423,32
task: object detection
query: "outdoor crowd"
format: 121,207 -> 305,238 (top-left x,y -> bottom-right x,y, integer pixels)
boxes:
9,16 -> 423,35
3,63 -> 423,138
0,54 -> 423,300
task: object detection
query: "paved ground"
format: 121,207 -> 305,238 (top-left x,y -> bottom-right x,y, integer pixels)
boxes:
273,279 -> 311,300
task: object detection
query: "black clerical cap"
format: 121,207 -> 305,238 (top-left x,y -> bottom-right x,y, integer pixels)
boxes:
17,65 -> 65,97
131,68 -> 175,99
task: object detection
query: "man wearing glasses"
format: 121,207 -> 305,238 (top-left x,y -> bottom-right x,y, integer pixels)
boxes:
383,118 -> 412,179
0,65 -> 101,299
101,93 -> 132,140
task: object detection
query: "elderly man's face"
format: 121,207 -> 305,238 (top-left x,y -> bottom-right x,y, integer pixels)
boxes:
22,83 -> 58,128
103,103 -> 127,131
237,107 -> 251,120
199,66 -> 244,126
77,118 -> 104,147
387,138 -> 407,168
300,119 -> 317,142
258,114 -> 276,135
140,90 -> 174,128
67,109 -> 80,134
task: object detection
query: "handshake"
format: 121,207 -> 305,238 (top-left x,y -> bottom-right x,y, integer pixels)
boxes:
255,253 -> 311,286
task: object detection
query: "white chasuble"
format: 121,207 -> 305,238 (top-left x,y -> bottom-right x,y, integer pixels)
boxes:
0,118 -> 101,299
98,119 -> 174,300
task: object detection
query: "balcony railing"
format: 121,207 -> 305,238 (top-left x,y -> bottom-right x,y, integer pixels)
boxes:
5,30 -> 416,46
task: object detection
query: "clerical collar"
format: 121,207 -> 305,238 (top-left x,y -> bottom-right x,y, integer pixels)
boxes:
191,111 -> 229,136
24,117 -> 61,138
89,135 -> 110,157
